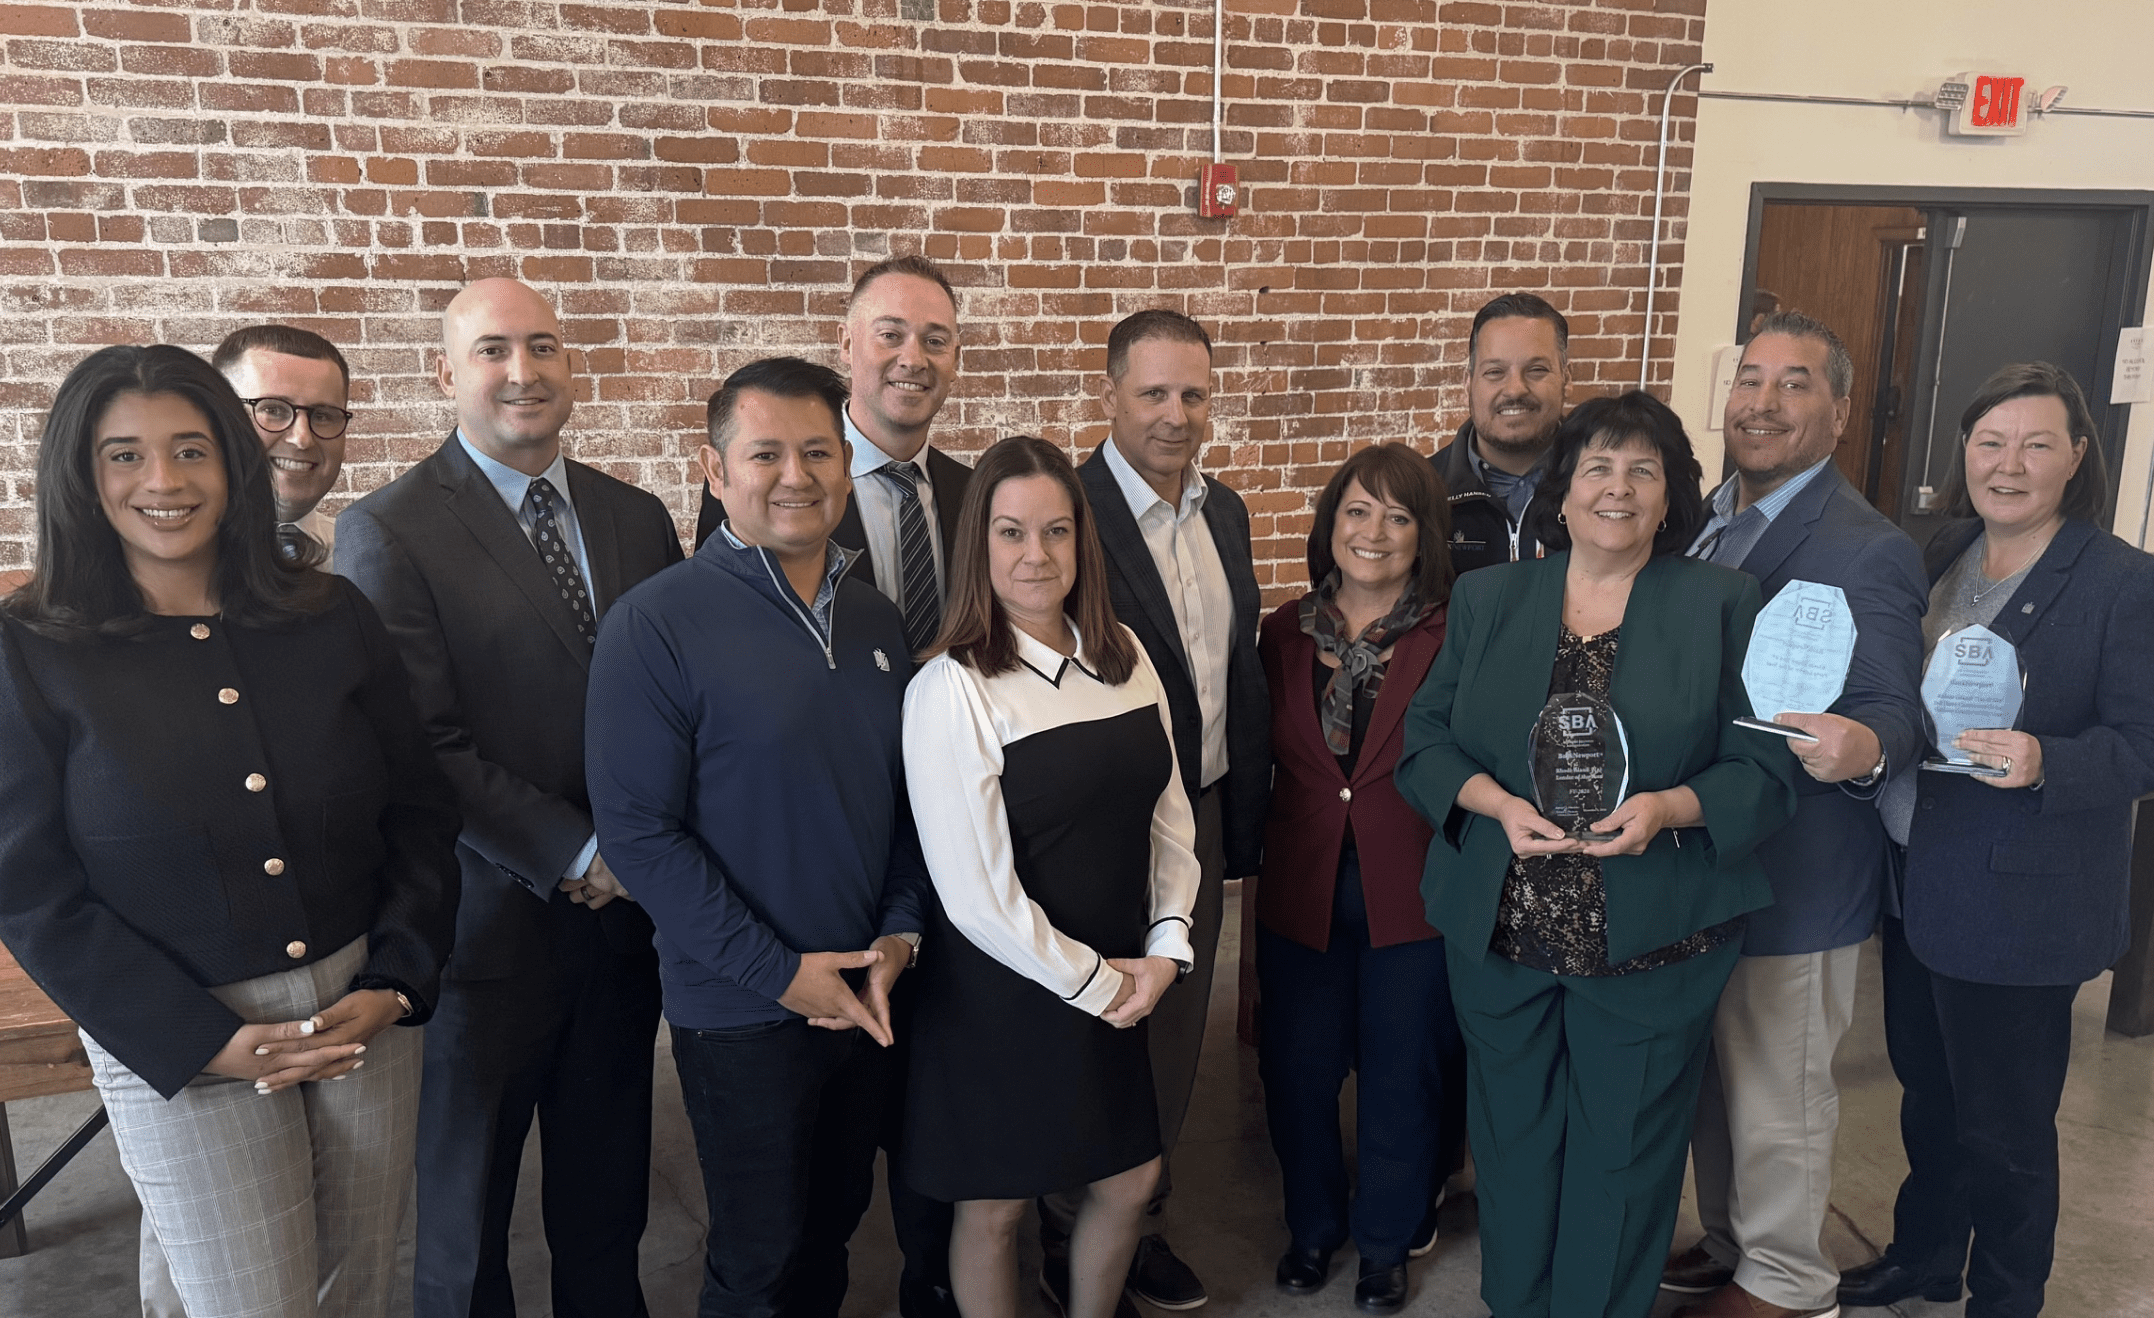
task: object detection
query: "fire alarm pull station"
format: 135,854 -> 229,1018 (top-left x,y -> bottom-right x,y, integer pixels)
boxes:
1199,163 -> 1238,218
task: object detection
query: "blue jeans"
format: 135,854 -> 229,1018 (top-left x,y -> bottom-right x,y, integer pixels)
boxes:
672,1017 -> 890,1318
1256,847 -> 1462,1267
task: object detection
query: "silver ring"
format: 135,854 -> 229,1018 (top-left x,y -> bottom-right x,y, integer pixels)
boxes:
2002,756 -> 2013,774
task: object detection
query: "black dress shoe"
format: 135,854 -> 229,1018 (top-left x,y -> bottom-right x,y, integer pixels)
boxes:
1353,1259 -> 1408,1315
1127,1233 -> 1207,1310
1836,1256 -> 1965,1307
1661,1242 -> 1737,1294
1039,1258 -> 1141,1318
1275,1244 -> 1334,1295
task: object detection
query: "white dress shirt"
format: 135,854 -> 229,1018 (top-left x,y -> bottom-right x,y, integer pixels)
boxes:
457,430 -> 599,881
1100,440 -> 1234,787
902,622 -> 1201,1017
845,409 -> 944,613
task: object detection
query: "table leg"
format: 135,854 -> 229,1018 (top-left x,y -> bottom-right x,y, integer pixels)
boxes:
0,1105 -> 26,1258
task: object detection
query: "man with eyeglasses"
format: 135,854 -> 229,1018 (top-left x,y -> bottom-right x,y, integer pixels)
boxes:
212,325 -> 356,567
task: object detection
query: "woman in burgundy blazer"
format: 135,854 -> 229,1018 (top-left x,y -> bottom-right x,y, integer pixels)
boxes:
1253,443 -> 1463,1312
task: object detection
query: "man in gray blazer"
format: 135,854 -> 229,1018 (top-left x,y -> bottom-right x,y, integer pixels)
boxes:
1663,311 -> 1928,1318
338,279 -> 683,1318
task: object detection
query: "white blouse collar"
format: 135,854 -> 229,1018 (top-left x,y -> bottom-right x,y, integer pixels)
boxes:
1012,616 -> 1103,687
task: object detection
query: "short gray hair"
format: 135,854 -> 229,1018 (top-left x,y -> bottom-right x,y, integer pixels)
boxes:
1751,310 -> 1853,400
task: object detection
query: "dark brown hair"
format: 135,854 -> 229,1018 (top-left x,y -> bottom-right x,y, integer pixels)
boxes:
209,324 -> 351,388
4,344 -> 337,639
850,254 -> 958,317
1527,390 -> 1708,558
1306,442 -> 1454,605
929,435 -> 1139,684
1106,308 -> 1211,380
1942,361 -> 2110,524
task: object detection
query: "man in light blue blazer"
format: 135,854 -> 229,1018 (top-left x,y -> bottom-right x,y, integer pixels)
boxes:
1662,312 -> 1928,1318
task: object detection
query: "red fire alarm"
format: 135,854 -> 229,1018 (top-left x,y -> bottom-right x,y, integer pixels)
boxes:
1199,163 -> 1238,218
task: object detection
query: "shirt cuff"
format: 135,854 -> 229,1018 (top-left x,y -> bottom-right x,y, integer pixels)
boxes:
564,833 -> 599,881
1068,955 -> 1127,1018
1144,915 -> 1195,973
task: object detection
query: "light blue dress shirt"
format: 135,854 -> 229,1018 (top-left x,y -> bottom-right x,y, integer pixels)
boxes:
1688,457 -> 1833,567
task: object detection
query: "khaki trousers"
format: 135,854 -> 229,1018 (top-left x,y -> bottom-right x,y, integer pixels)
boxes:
1689,944 -> 1862,1311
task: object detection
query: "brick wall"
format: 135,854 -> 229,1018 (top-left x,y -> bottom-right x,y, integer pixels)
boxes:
0,0 -> 1707,601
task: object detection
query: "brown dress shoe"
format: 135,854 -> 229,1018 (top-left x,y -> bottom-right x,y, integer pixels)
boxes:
1670,1280 -> 1839,1318
1661,1242 -> 1736,1294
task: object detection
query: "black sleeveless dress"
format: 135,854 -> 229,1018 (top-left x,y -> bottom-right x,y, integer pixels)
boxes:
900,636 -> 1194,1202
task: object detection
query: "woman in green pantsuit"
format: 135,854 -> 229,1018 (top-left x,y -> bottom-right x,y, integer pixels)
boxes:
1396,392 -> 1797,1318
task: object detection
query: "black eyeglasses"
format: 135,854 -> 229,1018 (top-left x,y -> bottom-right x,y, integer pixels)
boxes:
240,397 -> 353,440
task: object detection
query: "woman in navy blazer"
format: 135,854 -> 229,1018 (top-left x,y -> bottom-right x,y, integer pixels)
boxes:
1844,364 -> 2154,1318
0,346 -> 459,1317
1253,444 -> 1460,1311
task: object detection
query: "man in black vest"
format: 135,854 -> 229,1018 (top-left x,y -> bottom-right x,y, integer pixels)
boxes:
1054,309 -> 1270,1314
1428,292 -> 1570,575
339,278 -> 683,1318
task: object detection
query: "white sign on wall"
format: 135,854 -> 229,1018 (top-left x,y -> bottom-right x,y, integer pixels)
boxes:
2112,327 -> 2150,405
1706,343 -> 1744,430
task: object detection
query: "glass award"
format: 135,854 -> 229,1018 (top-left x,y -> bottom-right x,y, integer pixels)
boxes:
1737,579 -> 1859,744
1919,623 -> 2025,778
1529,693 -> 1630,840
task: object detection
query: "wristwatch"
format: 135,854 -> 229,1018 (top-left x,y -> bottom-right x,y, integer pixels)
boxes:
1850,750 -> 1888,787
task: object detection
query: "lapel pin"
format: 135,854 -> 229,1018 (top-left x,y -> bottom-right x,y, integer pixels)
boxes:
2022,603 -> 2034,613
874,648 -> 891,671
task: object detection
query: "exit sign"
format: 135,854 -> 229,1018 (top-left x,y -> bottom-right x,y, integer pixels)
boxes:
1942,72 -> 2028,136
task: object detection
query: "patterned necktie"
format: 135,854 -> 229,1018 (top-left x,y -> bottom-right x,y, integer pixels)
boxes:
525,476 -> 596,646
875,460 -> 941,654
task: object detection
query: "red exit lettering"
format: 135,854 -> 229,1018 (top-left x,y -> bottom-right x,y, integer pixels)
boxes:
1971,75 -> 2025,128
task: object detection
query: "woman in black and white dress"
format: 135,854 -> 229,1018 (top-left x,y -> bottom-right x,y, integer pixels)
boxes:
902,435 -> 1201,1318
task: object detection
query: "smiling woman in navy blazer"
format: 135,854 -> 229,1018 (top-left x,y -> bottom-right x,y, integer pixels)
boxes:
0,345 -> 458,1318
1253,443 -> 1459,1312
1847,363 -> 2154,1318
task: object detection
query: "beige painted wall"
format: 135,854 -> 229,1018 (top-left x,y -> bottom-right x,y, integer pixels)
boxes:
1671,0 -> 2154,546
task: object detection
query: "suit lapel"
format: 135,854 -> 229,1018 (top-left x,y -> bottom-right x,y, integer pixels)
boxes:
564,461 -> 624,616
926,446 -> 971,552
1736,466 -> 1843,589
1986,520 -> 2096,648
1199,476 -> 1258,636
434,437 -> 593,672
1354,613 -> 1443,785
830,492 -> 874,586
1080,447 -> 1192,674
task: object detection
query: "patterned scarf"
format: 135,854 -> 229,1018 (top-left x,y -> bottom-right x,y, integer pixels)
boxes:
1297,570 -> 1436,757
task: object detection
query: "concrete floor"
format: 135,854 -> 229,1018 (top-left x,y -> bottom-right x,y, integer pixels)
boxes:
5,882 -> 2152,1317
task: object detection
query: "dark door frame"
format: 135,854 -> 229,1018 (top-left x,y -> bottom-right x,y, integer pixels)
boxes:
1733,183 -> 2154,531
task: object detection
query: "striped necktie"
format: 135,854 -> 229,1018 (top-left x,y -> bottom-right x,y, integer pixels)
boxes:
875,460 -> 941,654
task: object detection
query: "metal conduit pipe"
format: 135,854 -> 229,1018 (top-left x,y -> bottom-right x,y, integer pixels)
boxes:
1640,62 -> 1714,393
1212,0 -> 1223,164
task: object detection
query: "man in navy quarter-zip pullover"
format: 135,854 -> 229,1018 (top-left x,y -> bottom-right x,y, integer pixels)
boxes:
586,356 -> 928,1318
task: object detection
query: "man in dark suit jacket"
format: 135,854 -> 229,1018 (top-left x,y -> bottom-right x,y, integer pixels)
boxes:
1046,308 -> 1269,1311
337,279 -> 684,1318
1663,313 -> 1928,1318
696,256 -> 974,1318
